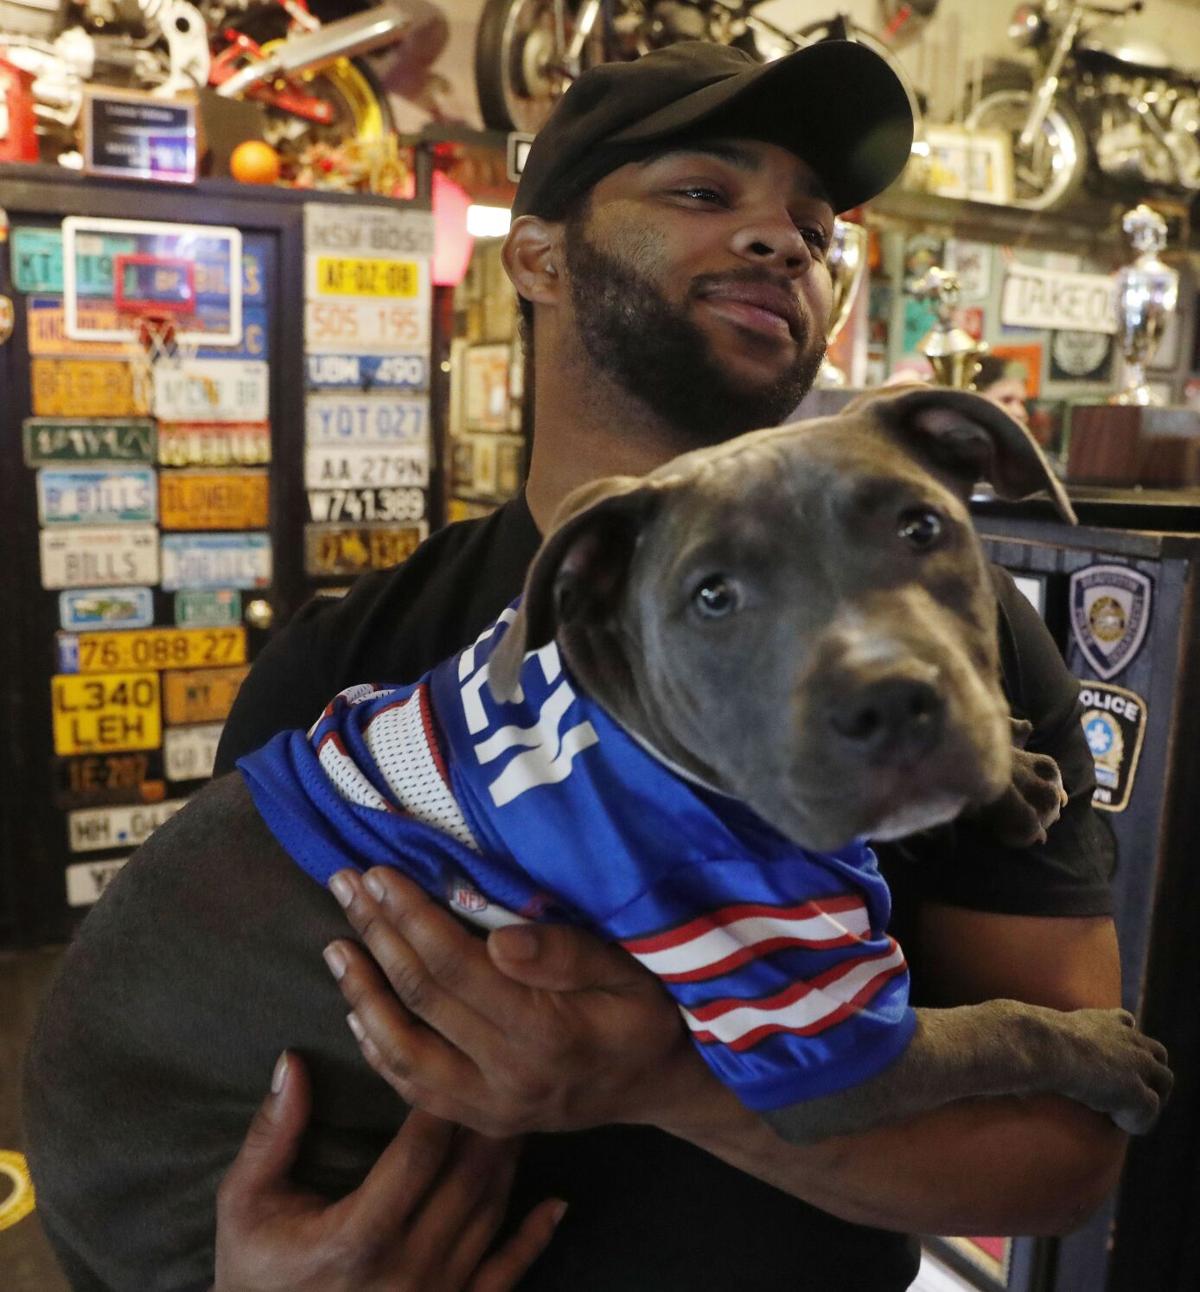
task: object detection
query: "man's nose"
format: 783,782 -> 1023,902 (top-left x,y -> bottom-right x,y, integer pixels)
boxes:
730,213 -> 813,274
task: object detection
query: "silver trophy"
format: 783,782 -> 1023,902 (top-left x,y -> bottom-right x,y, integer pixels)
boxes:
814,218 -> 868,388
912,267 -> 986,389
1110,204 -> 1179,407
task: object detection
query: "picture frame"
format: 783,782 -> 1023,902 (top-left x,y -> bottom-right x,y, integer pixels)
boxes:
922,125 -> 1013,205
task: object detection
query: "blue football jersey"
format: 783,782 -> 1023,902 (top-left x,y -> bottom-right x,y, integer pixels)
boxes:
239,607 -> 916,1112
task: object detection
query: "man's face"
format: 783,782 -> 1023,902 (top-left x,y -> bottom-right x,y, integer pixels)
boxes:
562,138 -> 835,444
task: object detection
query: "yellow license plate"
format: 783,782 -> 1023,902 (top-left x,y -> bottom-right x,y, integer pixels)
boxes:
159,471 -> 270,530
32,358 -> 144,417
163,665 -> 250,724
28,300 -> 128,357
73,626 -> 247,673
51,672 -> 161,755
315,256 -> 419,297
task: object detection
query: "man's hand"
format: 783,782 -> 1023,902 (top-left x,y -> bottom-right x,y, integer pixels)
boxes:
212,1050 -> 564,1292
322,867 -> 701,1136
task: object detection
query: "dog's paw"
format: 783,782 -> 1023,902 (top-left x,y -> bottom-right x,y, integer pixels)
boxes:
1052,1008 -> 1174,1136
965,745 -> 1067,848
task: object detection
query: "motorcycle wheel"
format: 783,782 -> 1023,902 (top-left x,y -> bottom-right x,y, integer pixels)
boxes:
475,0 -> 604,133
966,87 -> 1087,211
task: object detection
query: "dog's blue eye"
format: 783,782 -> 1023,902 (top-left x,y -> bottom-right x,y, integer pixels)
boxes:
898,508 -> 945,550
693,576 -> 739,618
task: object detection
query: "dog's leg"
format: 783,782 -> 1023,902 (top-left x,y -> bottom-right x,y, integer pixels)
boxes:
761,1000 -> 1172,1145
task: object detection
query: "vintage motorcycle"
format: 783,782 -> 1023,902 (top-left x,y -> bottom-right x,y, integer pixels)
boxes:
965,0 -> 1200,210
0,0 -> 447,166
473,0 -> 937,136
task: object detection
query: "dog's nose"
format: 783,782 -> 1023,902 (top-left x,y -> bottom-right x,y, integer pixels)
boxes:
829,677 -> 944,764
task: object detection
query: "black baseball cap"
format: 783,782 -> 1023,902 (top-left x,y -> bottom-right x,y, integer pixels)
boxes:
512,40 -> 914,219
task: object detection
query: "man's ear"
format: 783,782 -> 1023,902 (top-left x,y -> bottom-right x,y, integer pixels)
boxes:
860,385 -> 1077,524
501,215 -> 562,310
488,476 -> 661,702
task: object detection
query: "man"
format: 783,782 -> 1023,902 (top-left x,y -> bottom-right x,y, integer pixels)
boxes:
211,37 -> 1122,1289
29,40 -> 1123,1292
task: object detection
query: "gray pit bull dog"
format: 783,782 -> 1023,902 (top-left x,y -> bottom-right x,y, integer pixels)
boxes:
25,385 -> 1170,1289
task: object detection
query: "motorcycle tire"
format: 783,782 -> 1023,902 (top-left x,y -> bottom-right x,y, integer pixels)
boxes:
966,84 -> 1087,211
475,0 -> 603,133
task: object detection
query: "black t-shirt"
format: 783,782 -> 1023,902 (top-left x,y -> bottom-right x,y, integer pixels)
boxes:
212,492 -> 1114,1291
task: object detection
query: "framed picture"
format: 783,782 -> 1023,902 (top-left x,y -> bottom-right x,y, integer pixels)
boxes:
923,126 -> 1013,205
990,342 -> 1044,398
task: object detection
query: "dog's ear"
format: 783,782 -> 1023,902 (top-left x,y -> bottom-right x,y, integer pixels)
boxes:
488,476 -> 662,702
863,385 -> 1077,525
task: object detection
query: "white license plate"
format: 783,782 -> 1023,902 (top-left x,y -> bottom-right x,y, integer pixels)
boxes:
37,466 -> 157,525
307,486 -> 426,523
153,360 -> 269,422
306,393 -> 428,445
305,353 -> 427,391
160,533 -> 272,591
164,723 -> 223,781
304,446 -> 428,489
40,525 -> 160,590
304,299 -> 429,354
67,799 -> 187,853
66,857 -> 129,906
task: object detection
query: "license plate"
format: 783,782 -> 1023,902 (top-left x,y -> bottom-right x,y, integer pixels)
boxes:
153,360 -> 269,422
66,858 -> 129,907
305,353 -> 427,391
24,417 -> 156,465
12,226 -> 136,295
67,799 -> 187,853
304,446 -> 428,489
174,588 -> 241,627
40,525 -> 160,589
164,722 -> 223,781
27,296 -> 129,357
159,470 -> 269,530
196,306 -> 268,362
157,422 -> 271,467
161,533 -> 272,591
306,393 -> 427,445
305,299 -> 429,353
304,522 -> 427,577
51,671 -> 162,755
53,749 -> 167,809
309,255 -> 421,297
37,466 -> 157,525
62,625 -> 247,673
304,205 -> 434,258
307,486 -> 426,524
32,358 -> 144,417
59,586 -> 154,631
163,665 -> 249,724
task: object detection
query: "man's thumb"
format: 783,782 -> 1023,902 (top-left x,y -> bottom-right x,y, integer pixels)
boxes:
221,1050 -> 311,1200
488,923 -> 650,992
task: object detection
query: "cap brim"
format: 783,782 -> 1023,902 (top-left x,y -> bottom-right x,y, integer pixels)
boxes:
609,41 -> 914,212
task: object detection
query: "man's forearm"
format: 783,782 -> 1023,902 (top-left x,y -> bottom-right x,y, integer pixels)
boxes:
653,1057 -> 1126,1235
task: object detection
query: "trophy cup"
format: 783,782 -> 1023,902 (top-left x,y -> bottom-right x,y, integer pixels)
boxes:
814,218 -> 868,388
912,267 -> 986,389
1109,204 -> 1179,407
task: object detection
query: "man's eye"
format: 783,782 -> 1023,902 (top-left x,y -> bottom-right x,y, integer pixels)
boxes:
691,575 -> 741,618
677,186 -> 725,204
897,507 -> 946,550
800,226 -> 830,253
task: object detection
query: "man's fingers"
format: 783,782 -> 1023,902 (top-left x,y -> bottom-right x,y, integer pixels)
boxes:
335,1107 -> 458,1240
330,869 -> 517,1049
329,937 -> 490,1108
469,1198 -> 567,1292
486,921 -> 654,993
217,1051 -> 310,1208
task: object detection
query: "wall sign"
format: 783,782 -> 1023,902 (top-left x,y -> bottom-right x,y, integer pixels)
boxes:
1001,262 -> 1116,334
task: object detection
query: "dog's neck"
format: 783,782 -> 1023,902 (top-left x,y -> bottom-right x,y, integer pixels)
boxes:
623,726 -> 733,800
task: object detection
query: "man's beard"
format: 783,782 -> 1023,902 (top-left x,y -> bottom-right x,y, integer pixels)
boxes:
565,223 -> 826,447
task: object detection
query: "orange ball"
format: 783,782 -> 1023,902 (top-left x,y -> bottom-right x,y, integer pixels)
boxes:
230,140 -> 281,185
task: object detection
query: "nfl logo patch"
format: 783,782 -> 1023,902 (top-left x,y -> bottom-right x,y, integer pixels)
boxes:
1069,564 -> 1152,681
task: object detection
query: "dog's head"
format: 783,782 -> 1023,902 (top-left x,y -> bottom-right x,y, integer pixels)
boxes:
490,386 -> 1074,850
